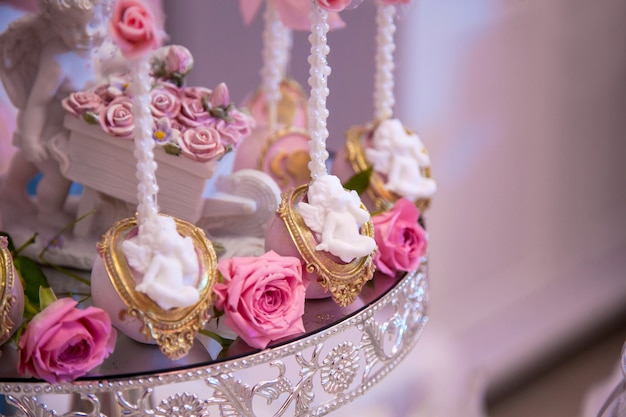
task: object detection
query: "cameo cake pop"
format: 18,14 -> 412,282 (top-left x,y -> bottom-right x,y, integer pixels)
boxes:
265,0 -> 376,307
331,0 -> 437,213
90,0 -> 218,360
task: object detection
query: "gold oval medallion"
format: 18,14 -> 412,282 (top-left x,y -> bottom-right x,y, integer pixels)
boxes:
96,216 -> 217,360
345,121 -> 433,213
276,185 -> 376,307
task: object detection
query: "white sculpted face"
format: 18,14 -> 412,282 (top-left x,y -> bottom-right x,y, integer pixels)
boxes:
49,5 -> 107,51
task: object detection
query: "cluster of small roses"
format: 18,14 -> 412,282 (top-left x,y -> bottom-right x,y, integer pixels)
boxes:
63,78 -> 255,163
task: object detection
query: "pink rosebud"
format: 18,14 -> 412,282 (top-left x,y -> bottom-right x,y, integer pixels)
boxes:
179,126 -> 225,162
177,97 -> 212,128
214,251 -> 306,349
149,86 -> 181,119
209,82 -> 230,108
164,45 -> 194,75
100,97 -> 134,137
18,298 -> 117,383
316,0 -> 352,12
62,91 -> 104,117
371,198 -> 427,277
109,0 -> 162,59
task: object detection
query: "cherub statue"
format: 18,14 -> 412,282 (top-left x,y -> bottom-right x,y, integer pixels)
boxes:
299,174 -> 376,263
122,215 -> 201,310
0,0 -> 111,226
365,118 -> 437,201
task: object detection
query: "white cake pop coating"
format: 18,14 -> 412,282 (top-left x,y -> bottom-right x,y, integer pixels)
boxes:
365,118 -> 437,201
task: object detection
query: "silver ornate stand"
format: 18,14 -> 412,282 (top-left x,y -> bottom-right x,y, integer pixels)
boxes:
0,267 -> 428,417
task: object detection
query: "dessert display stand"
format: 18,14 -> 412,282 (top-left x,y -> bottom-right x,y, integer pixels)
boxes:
0,264 -> 428,417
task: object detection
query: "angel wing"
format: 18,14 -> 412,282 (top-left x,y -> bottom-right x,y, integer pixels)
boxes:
0,14 -> 46,109
121,239 -> 152,274
298,201 -> 325,235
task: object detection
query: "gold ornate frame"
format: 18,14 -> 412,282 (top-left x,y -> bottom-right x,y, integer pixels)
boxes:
344,121 -> 433,213
97,216 -> 218,360
276,184 -> 376,307
0,240 -> 16,344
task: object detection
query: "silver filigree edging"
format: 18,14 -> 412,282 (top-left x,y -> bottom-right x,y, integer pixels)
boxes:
1,264 -> 428,417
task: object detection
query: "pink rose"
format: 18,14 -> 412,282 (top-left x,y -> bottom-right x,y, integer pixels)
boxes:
181,86 -> 213,100
316,0 -> 352,12
214,251 -> 306,349
179,126 -> 225,162
100,97 -> 134,137
150,86 -> 181,119
109,0 -> 162,59
177,97 -> 212,128
62,91 -> 104,117
164,45 -> 194,75
18,298 -> 117,383
209,109 -> 255,148
371,198 -> 427,277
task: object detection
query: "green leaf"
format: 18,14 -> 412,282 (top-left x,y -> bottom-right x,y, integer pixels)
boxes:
163,142 -> 182,156
212,241 -> 226,257
343,167 -> 373,196
39,287 -> 57,311
22,296 -> 40,321
14,255 -> 50,316
82,111 -> 100,125
169,72 -> 184,87
198,329 -> 234,349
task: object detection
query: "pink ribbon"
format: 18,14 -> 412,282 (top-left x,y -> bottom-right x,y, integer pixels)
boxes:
239,0 -> 346,31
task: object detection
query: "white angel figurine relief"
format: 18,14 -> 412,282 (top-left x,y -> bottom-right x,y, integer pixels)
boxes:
122,216 -> 201,310
299,175 -> 376,263
0,0 -> 110,226
365,118 -> 437,201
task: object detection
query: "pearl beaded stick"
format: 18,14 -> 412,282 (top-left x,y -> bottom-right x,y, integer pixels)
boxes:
261,0 -> 293,131
373,2 -> 397,121
130,56 -> 160,235
307,1 -> 331,180
108,0 -> 163,240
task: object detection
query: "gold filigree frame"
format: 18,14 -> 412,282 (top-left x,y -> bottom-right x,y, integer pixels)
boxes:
0,242 -> 16,344
97,216 -> 218,360
345,121 -> 433,213
277,184 -> 376,307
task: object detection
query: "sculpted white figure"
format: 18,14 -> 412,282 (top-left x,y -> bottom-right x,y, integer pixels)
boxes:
299,174 -> 376,263
365,118 -> 437,201
0,0 -> 110,226
122,215 -> 201,310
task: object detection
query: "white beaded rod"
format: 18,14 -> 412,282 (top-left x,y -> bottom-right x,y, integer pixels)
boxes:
129,56 -> 160,235
307,1 -> 331,180
261,0 -> 292,131
373,3 -> 396,121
